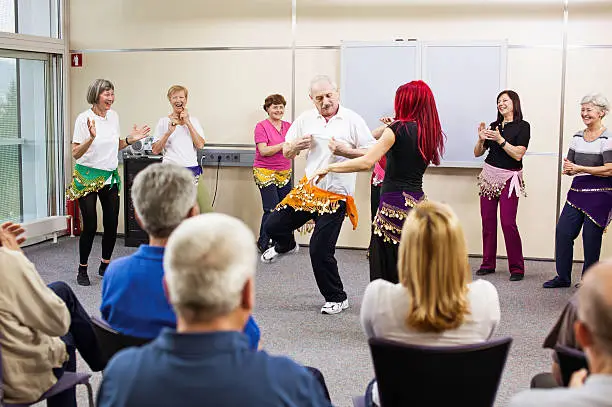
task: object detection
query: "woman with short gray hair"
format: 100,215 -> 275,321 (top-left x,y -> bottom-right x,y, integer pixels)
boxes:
66,78 -> 151,286
544,93 -> 612,288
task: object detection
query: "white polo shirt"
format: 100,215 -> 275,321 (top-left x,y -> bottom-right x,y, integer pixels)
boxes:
72,109 -> 120,171
286,106 -> 375,196
153,117 -> 204,167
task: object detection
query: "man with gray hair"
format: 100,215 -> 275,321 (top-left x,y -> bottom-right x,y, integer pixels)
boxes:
97,213 -> 332,407
261,75 -> 378,315
510,259 -> 612,407
100,164 -> 260,348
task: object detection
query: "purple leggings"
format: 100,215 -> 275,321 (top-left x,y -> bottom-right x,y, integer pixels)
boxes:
479,178 -> 525,274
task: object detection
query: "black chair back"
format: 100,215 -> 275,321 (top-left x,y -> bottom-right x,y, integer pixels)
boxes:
369,336 -> 512,407
555,345 -> 588,387
91,316 -> 151,368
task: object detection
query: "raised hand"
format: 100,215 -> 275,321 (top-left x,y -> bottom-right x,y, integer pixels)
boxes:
87,117 -> 97,139
179,108 -> 190,124
478,122 -> 487,141
129,124 -> 152,142
167,120 -> 176,135
0,222 -> 26,251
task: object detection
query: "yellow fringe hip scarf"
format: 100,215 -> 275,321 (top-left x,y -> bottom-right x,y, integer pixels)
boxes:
253,167 -> 291,188
276,176 -> 359,230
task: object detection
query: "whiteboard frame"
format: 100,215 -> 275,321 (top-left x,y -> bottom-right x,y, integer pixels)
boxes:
340,40 -> 421,94
421,40 -> 508,168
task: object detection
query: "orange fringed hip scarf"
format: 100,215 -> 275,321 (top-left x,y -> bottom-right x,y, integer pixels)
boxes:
276,176 -> 359,230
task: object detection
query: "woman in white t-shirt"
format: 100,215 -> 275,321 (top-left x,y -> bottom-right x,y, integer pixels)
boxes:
67,79 -> 151,286
360,201 -> 500,407
152,85 -> 205,180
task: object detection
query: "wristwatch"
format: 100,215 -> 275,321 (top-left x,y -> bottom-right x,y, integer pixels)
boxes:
499,140 -> 507,148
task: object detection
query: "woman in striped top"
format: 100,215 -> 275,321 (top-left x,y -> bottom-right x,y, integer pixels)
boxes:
544,93 -> 612,288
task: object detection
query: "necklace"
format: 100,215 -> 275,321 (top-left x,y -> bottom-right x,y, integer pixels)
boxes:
584,125 -> 605,141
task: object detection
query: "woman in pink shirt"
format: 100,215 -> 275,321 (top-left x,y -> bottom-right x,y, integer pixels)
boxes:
253,94 -> 292,253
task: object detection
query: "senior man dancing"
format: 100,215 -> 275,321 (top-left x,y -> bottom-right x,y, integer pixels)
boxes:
261,75 -> 378,315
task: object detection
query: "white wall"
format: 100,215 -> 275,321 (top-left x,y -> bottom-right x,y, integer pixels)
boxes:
69,0 -> 612,260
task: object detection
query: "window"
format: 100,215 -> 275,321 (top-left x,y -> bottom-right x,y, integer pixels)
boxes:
0,51 -> 62,223
0,0 -> 61,38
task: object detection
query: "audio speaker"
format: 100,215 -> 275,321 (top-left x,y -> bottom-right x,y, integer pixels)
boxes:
123,155 -> 162,247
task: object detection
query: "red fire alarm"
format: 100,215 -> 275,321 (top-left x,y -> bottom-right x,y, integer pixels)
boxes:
71,53 -> 83,67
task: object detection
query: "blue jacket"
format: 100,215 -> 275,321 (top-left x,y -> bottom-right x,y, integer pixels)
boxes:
100,245 -> 260,349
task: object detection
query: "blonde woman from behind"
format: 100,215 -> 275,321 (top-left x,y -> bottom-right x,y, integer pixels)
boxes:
360,201 -> 501,407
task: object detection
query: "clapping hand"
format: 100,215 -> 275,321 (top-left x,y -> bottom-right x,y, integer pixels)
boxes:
0,222 -> 26,251
87,118 -> 97,139
179,108 -> 190,124
167,120 -> 176,135
484,128 -> 503,143
562,158 -> 578,175
129,124 -> 151,143
478,122 -> 487,141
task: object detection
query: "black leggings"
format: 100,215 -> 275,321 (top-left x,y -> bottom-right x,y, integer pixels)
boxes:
78,185 -> 119,265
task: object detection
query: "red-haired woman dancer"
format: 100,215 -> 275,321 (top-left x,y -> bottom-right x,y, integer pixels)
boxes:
314,80 -> 445,283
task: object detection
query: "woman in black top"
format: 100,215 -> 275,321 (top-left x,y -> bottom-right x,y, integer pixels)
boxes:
474,90 -> 530,281
314,80 -> 445,283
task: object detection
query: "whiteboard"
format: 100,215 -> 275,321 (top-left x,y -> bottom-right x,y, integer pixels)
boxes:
341,40 -> 507,168
341,41 -> 419,131
422,42 -> 507,167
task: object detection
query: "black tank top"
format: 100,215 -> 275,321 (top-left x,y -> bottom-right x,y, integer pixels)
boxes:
381,121 -> 427,194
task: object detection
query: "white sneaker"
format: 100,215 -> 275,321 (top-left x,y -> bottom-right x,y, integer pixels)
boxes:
321,300 -> 349,315
260,244 -> 299,264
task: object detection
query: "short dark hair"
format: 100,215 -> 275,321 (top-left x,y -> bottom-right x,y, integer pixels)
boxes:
86,79 -> 114,105
496,90 -> 523,124
263,94 -> 286,112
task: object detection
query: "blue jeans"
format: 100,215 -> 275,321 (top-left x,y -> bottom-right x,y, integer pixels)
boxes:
555,203 -> 604,283
257,182 -> 292,250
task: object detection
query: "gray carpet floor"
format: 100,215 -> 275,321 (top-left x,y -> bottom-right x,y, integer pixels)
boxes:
23,236 -> 584,407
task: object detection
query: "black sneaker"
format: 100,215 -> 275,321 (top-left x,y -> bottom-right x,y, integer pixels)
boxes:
77,265 -> 90,286
543,276 -> 571,288
509,273 -> 524,281
98,262 -> 109,277
475,268 -> 495,276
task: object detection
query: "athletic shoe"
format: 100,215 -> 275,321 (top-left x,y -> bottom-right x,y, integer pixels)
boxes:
260,244 -> 299,264
99,261 -> 109,277
321,300 -> 349,315
77,266 -> 90,286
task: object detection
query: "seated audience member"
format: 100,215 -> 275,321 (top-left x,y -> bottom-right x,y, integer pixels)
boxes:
101,164 -> 260,348
510,260 -> 612,407
0,222 -> 104,407
97,213 -> 332,407
531,294 -> 580,388
360,201 -> 501,407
